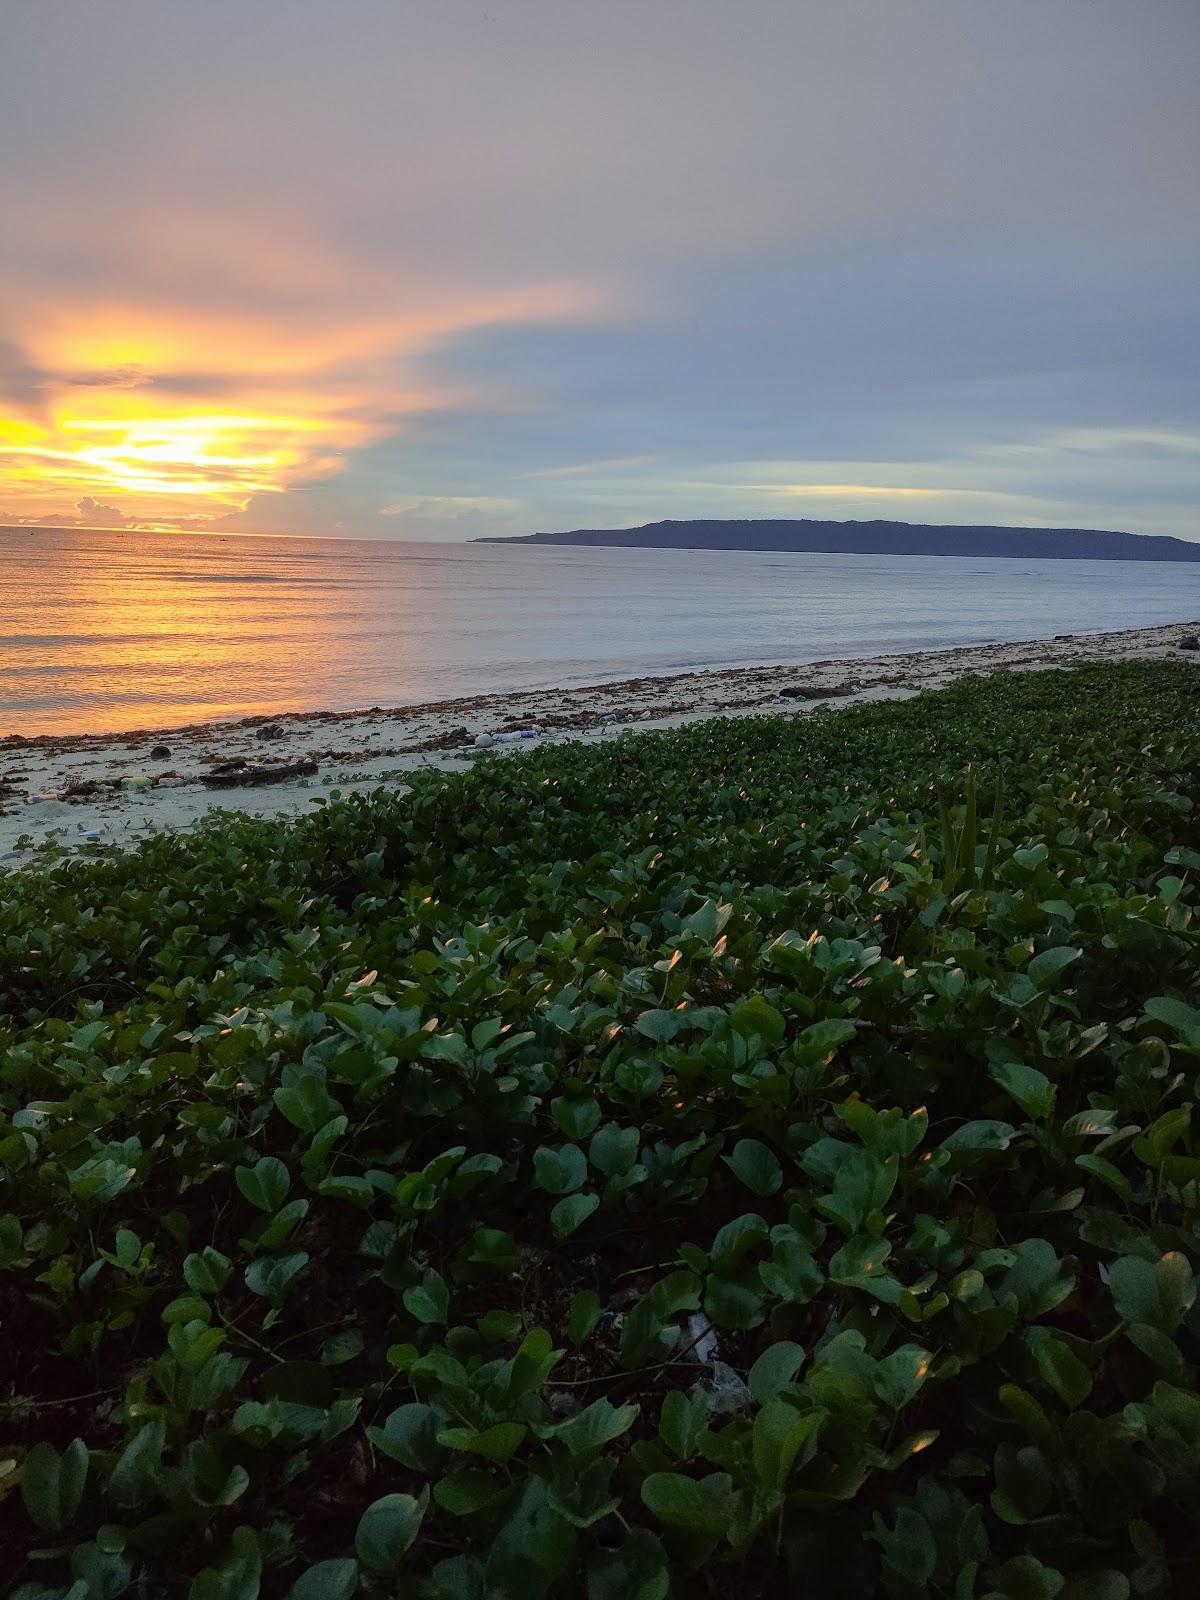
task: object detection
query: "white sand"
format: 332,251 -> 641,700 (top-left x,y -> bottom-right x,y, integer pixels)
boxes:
3,620 -> 1197,863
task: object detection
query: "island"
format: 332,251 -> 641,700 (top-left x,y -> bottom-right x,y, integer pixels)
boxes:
478,516 -> 1200,561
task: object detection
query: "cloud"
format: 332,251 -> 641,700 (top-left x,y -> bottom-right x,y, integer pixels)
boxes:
74,494 -> 127,523
0,266 -> 611,526
64,364 -> 150,388
379,495 -> 519,518
527,454 -> 659,479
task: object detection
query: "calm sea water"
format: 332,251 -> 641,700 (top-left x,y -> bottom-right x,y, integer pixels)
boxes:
3,527 -> 1199,736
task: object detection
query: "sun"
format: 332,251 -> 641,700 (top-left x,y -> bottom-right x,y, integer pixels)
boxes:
0,403 -> 361,526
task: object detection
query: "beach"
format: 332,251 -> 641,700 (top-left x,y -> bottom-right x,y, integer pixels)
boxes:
2,618 -> 1196,861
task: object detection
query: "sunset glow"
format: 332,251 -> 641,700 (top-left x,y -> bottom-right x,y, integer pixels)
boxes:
1,411 -> 345,508
0,262 -> 609,530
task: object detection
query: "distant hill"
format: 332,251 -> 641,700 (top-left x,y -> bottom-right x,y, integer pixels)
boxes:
478,518 -> 1200,562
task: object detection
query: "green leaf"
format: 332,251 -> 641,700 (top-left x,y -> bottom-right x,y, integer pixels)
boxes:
635,1009 -> 681,1043
162,1294 -> 212,1326
873,1505 -> 937,1584
817,1147 -> 898,1234
641,1471 -> 733,1533
589,1123 -> 640,1177
1039,899 -> 1076,922
478,1309 -> 522,1343
1144,996 -> 1200,1034
273,1074 -> 338,1132
730,995 -> 786,1044
403,1270 -> 451,1325
355,1489 -> 428,1574
20,1438 -> 88,1532
659,1389 -> 709,1459
1027,1332 -> 1092,1408
322,1329 -> 365,1366
1126,1323 -> 1187,1378
567,1289 -> 604,1344
1074,1153 -> 1132,1199
434,1471 -> 507,1516
829,1234 -> 895,1290
988,1059 -> 1056,1120
1026,946 -> 1080,988
681,898 -> 732,940
996,1239 -> 1074,1320
113,1228 -> 140,1267
990,1441 -> 1054,1526
759,1238 -> 823,1304
1108,1252 -> 1195,1334
189,1525 -> 261,1600
552,1097 -> 601,1139
184,1247 -> 232,1296
940,1120 -> 1016,1156
709,1213 -> 768,1274
235,1156 -> 290,1213
318,1175 -> 375,1207
873,1345 -> 932,1408
367,1403 -> 447,1471
705,1268 -> 768,1329
747,1341 -> 806,1404
724,1139 -> 783,1197
109,1422 -> 165,1511
586,1529 -> 669,1600
991,1554 -> 1064,1600
289,1559 -> 360,1600
798,1017 -> 858,1055
437,1422 -> 527,1463
551,1398 -> 639,1457
998,1385 -> 1053,1445
533,1143 -> 587,1195
751,1400 -> 821,1491
1134,1104 -> 1192,1167
244,1251 -> 308,1305
465,1228 -> 517,1272
551,1192 -> 600,1239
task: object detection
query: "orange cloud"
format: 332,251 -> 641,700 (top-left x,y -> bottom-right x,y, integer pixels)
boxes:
0,229 -> 609,527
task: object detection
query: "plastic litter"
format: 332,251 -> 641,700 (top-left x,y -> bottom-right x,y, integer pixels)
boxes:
473,731 -> 494,747
118,776 -> 154,791
684,1314 -> 750,1415
545,1389 -> 582,1418
686,1313 -> 720,1364
706,1360 -> 751,1415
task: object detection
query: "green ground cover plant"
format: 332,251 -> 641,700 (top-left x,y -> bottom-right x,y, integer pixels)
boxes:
2,660 -> 1199,1598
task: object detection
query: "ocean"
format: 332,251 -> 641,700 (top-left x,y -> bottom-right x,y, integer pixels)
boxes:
3,526 -> 1199,737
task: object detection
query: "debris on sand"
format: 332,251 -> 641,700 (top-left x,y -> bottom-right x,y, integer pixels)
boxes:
200,759 -> 318,789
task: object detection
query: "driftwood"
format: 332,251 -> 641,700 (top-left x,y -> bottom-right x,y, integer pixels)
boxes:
200,760 -> 318,789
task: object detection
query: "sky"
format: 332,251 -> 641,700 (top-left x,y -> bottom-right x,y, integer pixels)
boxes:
1,0 -> 1198,542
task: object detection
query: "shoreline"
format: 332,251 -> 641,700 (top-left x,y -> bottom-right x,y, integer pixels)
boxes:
2,618 -> 1197,860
